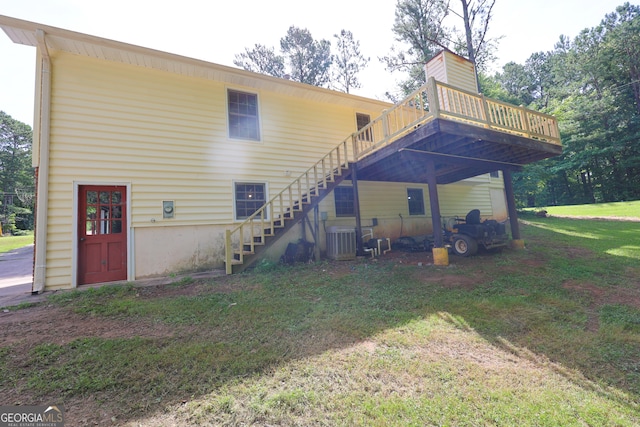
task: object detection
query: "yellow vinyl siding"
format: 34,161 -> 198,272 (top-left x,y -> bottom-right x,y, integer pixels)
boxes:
42,51 -> 386,286
316,180 -> 501,243
425,50 -> 478,93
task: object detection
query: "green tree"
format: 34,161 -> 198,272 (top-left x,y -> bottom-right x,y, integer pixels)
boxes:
234,26 -> 333,87
501,3 -> 640,206
331,30 -> 370,94
382,0 -> 500,99
235,26 -> 367,92
455,0 -> 500,73
280,26 -> 332,87
0,111 -> 34,233
381,0 -> 451,98
495,61 -> 535,105
233,44 -> 286,78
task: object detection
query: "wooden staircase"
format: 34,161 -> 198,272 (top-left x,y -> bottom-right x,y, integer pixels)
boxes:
226,166 -> 351,274
225,138 -> 355,274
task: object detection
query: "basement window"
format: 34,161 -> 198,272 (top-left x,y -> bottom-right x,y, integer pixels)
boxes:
228,89 -> 260,141
407,188 -> 425,215
234,182 -> 267,220
334,186 -> 355,217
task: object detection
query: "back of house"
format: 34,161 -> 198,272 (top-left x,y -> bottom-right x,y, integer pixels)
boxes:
1,15 -> 508,292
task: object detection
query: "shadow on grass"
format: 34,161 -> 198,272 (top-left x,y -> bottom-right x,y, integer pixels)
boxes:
1,217 -> 639,424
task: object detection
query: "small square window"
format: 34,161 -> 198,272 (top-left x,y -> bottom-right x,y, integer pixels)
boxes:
490,171 -> 500,178
235,182 -> 266,220
407,188 -> 425,216
334,187 -> 355,217
228,89 -> 260,141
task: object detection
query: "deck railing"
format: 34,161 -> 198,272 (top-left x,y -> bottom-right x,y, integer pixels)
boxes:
432,79 -> 561,143
224,77 -> 561,273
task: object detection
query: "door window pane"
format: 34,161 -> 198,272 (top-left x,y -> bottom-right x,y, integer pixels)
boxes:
100,191 -> 110,204
111,220 -> 122,234
87,191 -> 98,204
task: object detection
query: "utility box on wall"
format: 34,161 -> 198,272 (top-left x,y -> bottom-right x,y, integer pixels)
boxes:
326,226 -> 356,260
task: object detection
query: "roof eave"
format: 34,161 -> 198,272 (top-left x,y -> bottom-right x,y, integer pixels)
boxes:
0,14 -> 392,110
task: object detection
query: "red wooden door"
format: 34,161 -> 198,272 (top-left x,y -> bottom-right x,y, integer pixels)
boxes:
78,186 -> 127,285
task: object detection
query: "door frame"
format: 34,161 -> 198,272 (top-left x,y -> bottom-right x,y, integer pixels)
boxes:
72,181 -> 133,288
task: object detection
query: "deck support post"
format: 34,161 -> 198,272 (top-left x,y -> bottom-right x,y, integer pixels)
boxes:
351,163 -> 365,256
313,205 -> 321,261
426,157 -> 448,265
502,169 -> 523,248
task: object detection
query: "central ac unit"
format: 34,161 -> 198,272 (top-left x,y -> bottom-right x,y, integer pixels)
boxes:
326,226 -> 356,260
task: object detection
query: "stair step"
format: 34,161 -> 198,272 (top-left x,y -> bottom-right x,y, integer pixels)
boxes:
235,250 -> 254,256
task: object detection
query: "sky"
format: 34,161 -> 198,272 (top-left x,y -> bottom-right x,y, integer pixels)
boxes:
0,0 -> 628,126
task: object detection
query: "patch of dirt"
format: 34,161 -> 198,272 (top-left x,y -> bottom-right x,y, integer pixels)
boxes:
562,280 -> 640,332
0,304 -> 175,348
420,272 -> 479,290
0,303 -> 179,425
564,246 -> 594,259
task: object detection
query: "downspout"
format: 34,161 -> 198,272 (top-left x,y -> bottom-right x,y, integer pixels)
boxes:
32,29 -> 51,294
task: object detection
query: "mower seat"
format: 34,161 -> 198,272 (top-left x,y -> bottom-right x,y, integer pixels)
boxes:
465,209 -> 481,225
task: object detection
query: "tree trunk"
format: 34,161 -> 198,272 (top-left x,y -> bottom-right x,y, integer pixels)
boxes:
460,0 -> 480,91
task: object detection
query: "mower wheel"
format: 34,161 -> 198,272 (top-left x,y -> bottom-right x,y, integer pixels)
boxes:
452,234 -> 478,257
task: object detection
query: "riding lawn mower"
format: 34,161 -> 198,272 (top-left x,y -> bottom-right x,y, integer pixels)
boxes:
426,209 -> 509,257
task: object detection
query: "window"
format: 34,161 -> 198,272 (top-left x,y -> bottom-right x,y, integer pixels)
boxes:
228,89 -> 260,140
490,171 -> 500,178
334,186 -> 354,217
356,113 -> 372,142
407,188 -> 425,216
234,182 -> 266,220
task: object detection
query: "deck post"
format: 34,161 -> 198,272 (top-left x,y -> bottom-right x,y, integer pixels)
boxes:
225,230 -> 233,274
426,157 -> 448,265
351,162 -> 365,256
426,157 -> 443,247
502,169 -> 524,248
427,77 -> 440,118
313,205 -> 321,261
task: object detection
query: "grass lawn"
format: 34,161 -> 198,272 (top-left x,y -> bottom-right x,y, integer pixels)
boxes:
527,200 -> 640,219
0,232 -> 33,254
1,218 -> 639,426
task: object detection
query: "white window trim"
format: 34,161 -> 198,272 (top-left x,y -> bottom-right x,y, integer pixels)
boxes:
334,185 -> 355,217
232,180 -> 269,222
225,87 -> 263,143
407,187 -> 426,216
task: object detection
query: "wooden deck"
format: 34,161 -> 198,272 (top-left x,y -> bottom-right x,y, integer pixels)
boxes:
225,77 -> 563,273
